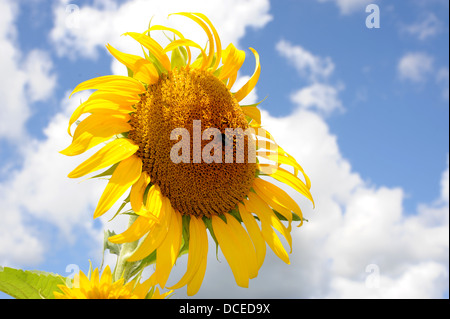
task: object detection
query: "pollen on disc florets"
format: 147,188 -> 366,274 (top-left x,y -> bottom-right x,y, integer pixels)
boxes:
129,67 -> 256,217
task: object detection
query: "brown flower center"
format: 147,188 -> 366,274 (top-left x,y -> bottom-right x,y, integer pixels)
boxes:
129,67 -> 256,217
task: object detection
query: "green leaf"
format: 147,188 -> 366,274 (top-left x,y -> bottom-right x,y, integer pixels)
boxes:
103,230 -> 121,256
0,267 -> 66,299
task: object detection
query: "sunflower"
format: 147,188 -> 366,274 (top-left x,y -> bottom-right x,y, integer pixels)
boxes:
62,12 -> 314,296
53,265 -> 172,299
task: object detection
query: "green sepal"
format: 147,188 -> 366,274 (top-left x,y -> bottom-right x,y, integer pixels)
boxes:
272,209 -> 307,223
127,66 -> 134,78
0,267 -> 66,299
116,131 -> 129,139
190,51 -> 205,69
141,45 -> 165,75
227,207 -> 243,223
107,193 -> 131,222
178,215 -> 191,258
213,65 -> 223,78
171,46 -> 187,70
88,163 -> 119,180
202,216 -> 219,260
239,96 -> 267,108
130,250 -> 157,279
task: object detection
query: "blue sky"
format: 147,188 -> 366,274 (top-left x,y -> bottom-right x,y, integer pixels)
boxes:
0,0 -> 448,299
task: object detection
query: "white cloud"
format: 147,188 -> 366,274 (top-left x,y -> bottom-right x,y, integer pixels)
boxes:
0,91 -> 105,267
0,203 -> 45,267
290,82 -> 344,116
23,50 -> 57,103
50,0 -> 271,60
164,42 -> 449,297
317,0 -> 374,15
276,40 -> 335,82
401,13 -> 443,41
0,0 -> 57,141
166,104 -> 448,299
276,40 -> 344,116
398,52 -> 434,83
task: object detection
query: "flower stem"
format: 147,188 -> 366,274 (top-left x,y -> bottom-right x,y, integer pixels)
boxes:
113,214 -> 139,282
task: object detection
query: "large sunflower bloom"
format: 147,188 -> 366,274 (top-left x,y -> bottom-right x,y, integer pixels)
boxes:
62,12 -> 314,295
54,265 -> 172,299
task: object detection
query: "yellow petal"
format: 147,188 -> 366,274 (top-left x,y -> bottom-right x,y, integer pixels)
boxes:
77,271 -> 89,289
262,165 -> 314,206
172,13 -> 215,69
124,32 -> 171,71
68,138 -> 138,179
226,71 -> 238,90
170,216 -> 208,294
192,13 -> 222,71
211,215 -> 249,288
67,91 -> 137,137
241,106 -> 261,126
99,265 -> 112,287
130,171 -> 150,213
155,202 -> 182,287
142,185 -> 164,219
128,194 -> 172,262
238,203 -> 266,269
187,251 -> 207,296
143,25 -> 192,66
245,193 -> 291,264
93,155 -> 142,218
70,75 -> 145,98
219,43 -> 245,81
253,178 -> 304,226
163,39 -> 207,70
278,146 -> 312,189
61,114 -> 131,156
91,268 -> 99,284
106,44 -> 159,84
225,213 -> 258,279
247,192 -> 292,250
108,215 -> 155,244
233,48 -> 260,102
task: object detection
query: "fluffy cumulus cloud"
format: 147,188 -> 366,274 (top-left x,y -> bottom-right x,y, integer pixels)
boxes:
276,39 -> 343,116
165,40 -> 449,299
168,104 -> 448,299
0,0 -> 56,141
0,91 -> 106,267
397,52 -> 434,83
290,82 -> 344,116
50,0 -> 271,61
276,40 -> 335,82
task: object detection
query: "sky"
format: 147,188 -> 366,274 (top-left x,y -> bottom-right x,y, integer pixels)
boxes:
0,0 -> 448,299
